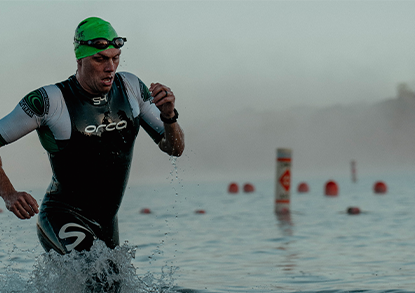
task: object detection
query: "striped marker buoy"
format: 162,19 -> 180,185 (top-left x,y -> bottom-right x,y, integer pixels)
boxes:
275,148 -> 291,213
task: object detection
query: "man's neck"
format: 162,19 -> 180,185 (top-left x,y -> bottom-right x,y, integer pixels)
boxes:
75,72 -> 96,96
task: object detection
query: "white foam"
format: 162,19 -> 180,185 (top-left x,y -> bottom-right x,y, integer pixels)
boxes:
0,240 -> 179,293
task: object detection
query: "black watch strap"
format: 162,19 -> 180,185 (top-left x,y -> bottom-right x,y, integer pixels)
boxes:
160,108 -> 179,124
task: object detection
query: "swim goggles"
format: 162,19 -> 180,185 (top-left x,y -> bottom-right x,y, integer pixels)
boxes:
74,37 -> 127,49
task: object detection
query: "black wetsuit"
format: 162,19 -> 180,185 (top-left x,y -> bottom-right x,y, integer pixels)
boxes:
37,74 -> 141,254
0,72 -> 165,255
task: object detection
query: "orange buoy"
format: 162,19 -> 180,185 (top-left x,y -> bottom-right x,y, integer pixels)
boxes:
195,209 -> 206,214
140,208 -> 151,214
243,183 -> 255,193
325,180 -> 338,196
228,182 -> 239,193
297,182 -> 309,193
374,181 -> 387,194
347,207 -> 360,215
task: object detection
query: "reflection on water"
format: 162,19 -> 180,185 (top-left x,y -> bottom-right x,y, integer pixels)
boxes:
276,210 -> 293,236
275,210 -> 297,273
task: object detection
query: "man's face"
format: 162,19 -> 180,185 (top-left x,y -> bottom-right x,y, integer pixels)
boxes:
77,48 -> 121,96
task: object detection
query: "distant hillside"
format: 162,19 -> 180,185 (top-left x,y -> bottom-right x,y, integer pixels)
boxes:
186,85 -> 415,180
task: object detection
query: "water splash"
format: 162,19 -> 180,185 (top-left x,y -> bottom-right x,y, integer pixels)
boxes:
169,156 -> 179,180
0,240 -> 179,293
169,156 -> 182,196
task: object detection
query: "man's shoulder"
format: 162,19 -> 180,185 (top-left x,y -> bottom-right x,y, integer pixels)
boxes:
117,72 -> 151,100
117,71 -> 136,79
117,71 -> 144,85
19,84 -> 61,118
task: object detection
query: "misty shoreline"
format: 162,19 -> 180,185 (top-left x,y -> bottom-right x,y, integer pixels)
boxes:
186,85 -> 415,181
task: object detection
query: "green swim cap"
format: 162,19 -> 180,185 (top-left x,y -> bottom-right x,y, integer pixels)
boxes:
74,17 -> 119,59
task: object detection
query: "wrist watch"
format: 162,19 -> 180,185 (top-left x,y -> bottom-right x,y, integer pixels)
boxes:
160,108 -> 179,124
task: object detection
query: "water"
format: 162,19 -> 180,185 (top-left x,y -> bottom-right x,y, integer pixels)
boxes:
1,171 -> 415,292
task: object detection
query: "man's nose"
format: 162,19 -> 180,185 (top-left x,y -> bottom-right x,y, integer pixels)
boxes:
105,59 -> 116,72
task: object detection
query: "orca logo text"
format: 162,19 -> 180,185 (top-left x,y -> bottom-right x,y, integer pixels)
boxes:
85,120 -> 127,133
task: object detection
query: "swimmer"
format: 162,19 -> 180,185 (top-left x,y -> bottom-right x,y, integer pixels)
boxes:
0,17 -> 184,291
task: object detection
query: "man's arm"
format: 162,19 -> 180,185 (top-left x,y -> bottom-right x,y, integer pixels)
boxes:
0,155 -> 39,219
158,120 -> 185,157
149,82 -> 185,157
0,87 -> 57,219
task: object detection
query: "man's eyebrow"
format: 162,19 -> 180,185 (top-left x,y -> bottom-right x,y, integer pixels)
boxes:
95,52 -> 121,59
95,53 -> 108,58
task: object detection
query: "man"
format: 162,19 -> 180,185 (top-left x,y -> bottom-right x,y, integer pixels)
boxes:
0,17 -> 184,255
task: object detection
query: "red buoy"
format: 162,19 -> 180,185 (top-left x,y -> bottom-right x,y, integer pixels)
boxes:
195,209 -> 206,214
228,182 -> 239,193
297,182 -> 309,193
374,181 -> 387,194
325,180 -> 338,196
140,208 -> 151,214
243,183 -> 255,193
347,207 -> 360,215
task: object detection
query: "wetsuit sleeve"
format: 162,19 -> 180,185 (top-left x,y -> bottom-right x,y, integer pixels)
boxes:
119,72 -> 165,143
0,90 -> 45,146
0,85 -> 71,151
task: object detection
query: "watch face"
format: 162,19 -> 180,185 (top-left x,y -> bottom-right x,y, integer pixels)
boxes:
161,109 -> 178,123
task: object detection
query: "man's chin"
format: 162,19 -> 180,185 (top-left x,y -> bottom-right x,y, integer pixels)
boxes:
97,87 -> 112,96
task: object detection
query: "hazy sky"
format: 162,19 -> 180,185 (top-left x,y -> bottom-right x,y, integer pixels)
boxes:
1,1 -> 415,117
1,0 -> 415,185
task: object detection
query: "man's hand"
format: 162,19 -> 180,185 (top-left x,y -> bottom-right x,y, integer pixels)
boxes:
2,191 -> 39,220
0,156 -> 39,220
149,82 -> 175,118
149,82 -> 184,157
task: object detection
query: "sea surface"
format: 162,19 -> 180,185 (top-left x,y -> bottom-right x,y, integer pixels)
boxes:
1,170 -> 415,292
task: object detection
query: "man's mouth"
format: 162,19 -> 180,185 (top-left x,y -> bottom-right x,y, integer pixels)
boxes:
102,76 -> 113,86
